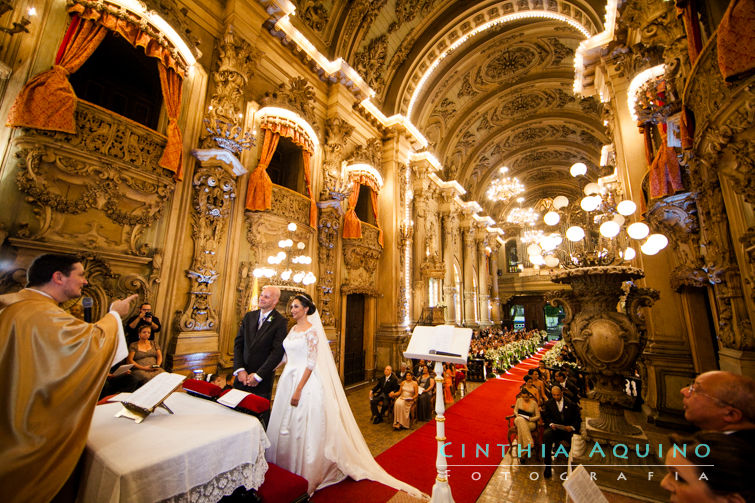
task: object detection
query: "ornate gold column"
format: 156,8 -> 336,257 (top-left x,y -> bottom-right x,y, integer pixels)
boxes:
441,204 -> 459,325
490,240 -> 502,324
169,27 -> 257,374
477,232 -> 491,327
411,162 -> 431,320
170,161 -> 240,373
461,218 -> 477,327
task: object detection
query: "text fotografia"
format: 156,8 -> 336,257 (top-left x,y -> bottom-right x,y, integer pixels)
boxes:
439,441 -> 711,460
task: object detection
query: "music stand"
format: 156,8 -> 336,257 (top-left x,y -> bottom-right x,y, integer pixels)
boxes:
404,325 -> 472,503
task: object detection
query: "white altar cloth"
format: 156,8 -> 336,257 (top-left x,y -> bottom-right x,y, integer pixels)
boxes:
77,392 -> 269,503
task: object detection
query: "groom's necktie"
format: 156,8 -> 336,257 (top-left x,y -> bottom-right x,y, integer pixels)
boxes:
258,312 -> 267,329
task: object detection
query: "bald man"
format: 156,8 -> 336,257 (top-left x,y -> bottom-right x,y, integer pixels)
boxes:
681,370 -> 755,435
233,286 -> 287,401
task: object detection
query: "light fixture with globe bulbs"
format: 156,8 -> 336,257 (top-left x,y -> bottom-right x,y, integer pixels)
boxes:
522,183 -> 669,269
253,222 -> 317,287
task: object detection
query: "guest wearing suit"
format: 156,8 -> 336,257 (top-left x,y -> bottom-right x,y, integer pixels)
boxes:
233,286 -> 287,404
554,370 -> 579,402
370,366 -> 400,423
542,385 -> 581,478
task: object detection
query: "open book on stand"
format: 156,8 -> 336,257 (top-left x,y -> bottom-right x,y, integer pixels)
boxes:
115,372 -> 186,423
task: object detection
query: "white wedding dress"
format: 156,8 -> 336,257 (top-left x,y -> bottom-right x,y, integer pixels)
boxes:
265,311 -> 425,498
266,325 -> 345,494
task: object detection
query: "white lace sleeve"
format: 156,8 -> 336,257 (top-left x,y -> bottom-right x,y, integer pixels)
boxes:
305,328 -> 318,370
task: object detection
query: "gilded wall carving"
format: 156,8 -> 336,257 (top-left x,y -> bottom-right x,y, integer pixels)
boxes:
13,142 -> 172,255
317,202 -> 342,326
353,35 -> 388,93
297,0 -> 329,32
645,193 -> 705,291
26,100 -> 168,175
178,166 -> 237,331
342,224 -> 382,296
261,76 -> 317,126
345,137 -> 382,173
271,185 -> 316,228
682,32 -> 755,352
202,28 -> 262,149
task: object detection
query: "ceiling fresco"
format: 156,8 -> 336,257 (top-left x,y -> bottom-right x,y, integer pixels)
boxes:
289,0 -> 610,224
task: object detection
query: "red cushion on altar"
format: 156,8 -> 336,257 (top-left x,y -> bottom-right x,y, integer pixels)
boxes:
182,379 -> 223,399
257,462 -> 309,503
218,389 -> 270,413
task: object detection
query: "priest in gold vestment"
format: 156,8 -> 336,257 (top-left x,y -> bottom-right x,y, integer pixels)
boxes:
0,254 -> 136,503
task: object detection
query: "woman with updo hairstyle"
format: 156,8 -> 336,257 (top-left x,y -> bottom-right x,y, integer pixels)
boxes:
265,292 -> 423,497
661,431 -> 755,503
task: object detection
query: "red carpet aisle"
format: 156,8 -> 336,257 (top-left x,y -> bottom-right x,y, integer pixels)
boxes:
311,342 -> 556,503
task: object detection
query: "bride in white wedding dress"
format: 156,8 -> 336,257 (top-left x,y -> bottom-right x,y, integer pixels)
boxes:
266,293 -> 424,497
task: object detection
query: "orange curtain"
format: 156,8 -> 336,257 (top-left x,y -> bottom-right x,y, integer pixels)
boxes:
246,128 -> 280,211
302,150 -> 318,227
641,125 -> 654,166
369,188 -> 384,247
158,64 -> 184,180
717,0 -> 755,82
649,124 -> 685,199
68,4 -> 185,76
342,181 -> 362,239
680,107 -> 695,150
675,0 -> 703,64
6,15 -> 107,133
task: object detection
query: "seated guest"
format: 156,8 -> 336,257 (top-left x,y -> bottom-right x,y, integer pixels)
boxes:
542,385 -> 581,478
99,358 -> 139,399
661,431 -> 755,503
416,365 -> 435,421
127,324 -> 165,385
553,370 -> 579,401
124,302 -> 161,344
413,359 -> 426,378
397,362 -> 409,382
523,375 -> 544,405
390,370 -> 418,430
370,366 -> 399,424
530,369 -> 548,400
513,388 -> 540,463
537,361 -> 552,384
681,370 -> 755,435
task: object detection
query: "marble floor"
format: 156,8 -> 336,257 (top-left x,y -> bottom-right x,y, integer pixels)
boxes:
335,380 -> 658,503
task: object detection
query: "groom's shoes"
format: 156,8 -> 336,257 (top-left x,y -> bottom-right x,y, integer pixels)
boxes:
373,416 -> 383,424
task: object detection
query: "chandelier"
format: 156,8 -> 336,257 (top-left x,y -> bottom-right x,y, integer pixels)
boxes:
252,222 -> 317,286
526,164 -> 669,269
520,228 -> 545,244
506,206 -> 539,226
486,167 -> 525,202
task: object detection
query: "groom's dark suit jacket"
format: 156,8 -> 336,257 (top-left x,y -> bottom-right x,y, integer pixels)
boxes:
233,308 -> 288,398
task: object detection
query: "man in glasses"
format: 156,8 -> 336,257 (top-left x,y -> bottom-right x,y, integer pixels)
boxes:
681,371 -> 755,435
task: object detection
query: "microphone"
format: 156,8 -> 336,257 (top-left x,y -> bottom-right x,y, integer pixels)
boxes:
82,297 -> 93,323
429,349 -> 461,358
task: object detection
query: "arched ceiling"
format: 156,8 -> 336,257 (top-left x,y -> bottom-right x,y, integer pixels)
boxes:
290,0 -> 610,224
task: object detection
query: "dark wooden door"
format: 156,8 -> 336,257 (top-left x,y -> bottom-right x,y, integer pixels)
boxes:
344,294 -> 365,385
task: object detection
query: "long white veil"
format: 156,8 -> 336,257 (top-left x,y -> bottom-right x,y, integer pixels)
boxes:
307,309 -> 426,498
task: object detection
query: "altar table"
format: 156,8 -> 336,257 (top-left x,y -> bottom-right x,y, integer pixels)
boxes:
77,392 -> 269,503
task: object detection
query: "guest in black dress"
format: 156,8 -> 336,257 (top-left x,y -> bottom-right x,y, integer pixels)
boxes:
416,365 -> 435,421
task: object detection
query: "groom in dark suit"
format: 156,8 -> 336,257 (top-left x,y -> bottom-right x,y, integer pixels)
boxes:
233,286 -> 287,401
